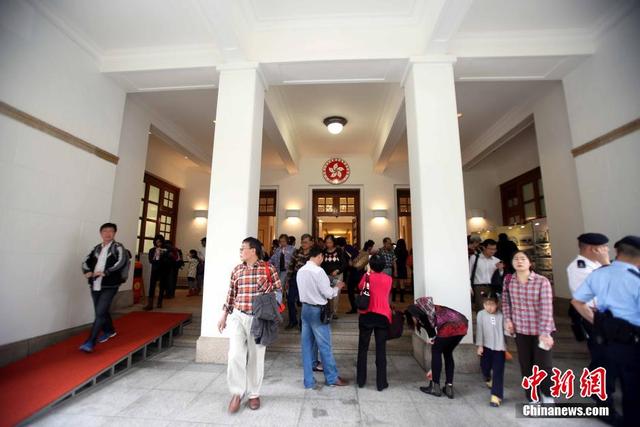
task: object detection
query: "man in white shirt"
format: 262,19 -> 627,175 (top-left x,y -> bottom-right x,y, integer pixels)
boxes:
469,239 -> 503,310
297,245 -> 348,389
566,232 -> 610,372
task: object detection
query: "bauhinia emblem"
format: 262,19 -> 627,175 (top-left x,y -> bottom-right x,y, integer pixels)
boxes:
322,158 -> 350,185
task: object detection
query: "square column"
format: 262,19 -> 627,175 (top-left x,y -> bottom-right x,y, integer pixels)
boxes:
404,57 -> 472,341
196,64 -> 266,362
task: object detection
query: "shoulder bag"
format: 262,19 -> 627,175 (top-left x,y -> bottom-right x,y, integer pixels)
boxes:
355,273 -> 371,310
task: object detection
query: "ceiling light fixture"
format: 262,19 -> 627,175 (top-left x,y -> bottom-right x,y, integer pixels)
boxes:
323,116 -> 347,135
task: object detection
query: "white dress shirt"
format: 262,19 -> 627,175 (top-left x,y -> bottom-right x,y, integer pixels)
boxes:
297,261 -> 339,305
93,241 -> 113,291
469,253 -> 500,285
567,255 -> 600,308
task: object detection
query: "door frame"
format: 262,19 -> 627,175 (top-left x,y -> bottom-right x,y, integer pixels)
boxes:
311,188 -> 361,247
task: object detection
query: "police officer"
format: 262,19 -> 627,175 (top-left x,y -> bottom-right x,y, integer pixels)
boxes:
572,236 -> 640,427
567,233 -> 610,369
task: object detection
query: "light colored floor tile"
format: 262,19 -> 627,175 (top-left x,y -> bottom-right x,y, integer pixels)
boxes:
359,399 -> 423,426
229,396 -> 304,426
29,413 -> 109,427
53,387 -> 147,416
117,390 -> 199,419
155,370 -> 220,392
111,367 -> 181,389
298,397 -> 361,426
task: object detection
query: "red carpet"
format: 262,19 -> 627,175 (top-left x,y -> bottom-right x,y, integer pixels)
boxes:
0,311 -> 191,427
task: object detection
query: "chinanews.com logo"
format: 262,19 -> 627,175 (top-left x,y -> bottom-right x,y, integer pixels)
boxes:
517,365 -> 610,419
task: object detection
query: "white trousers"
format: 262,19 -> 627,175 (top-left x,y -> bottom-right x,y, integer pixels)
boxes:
227,310 -> 266,398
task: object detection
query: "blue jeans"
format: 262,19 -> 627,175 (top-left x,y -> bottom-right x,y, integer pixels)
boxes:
301,304 -> 339,388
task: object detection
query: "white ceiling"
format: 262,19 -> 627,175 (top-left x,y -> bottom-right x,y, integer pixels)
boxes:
36,0 -> 632,170
133,78 -> 553,168
457,0 -> 622,34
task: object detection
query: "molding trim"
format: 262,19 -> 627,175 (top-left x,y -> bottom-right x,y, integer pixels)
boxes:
571,117 -> 640,158
0,101 -> 119,165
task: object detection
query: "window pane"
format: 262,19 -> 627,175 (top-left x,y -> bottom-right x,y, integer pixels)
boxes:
267,204 -> 274,212
318,197 -> 325,204
169,193 -> 174,201
540,198 -> 546,217
260,198 -> 266,205
139,202 -> 144,218
318,206 -> 325,212
340,197 -> 346,204
340,205 -> 346,212
348,197 -> 354,204
143,239 -> 155,253
146,203 -> 158,220
145,221 -> 156,238
149,186 -> 160,203
137,219 -> 142,236
326,204 -> 332,212
522,183 -> 534,201
347,205 -> 354,213
168,200 -> 173,208
524,201 -> 536,220
164,233 -> 170,241
400,206 -> 408,213
164,190 -> 170,199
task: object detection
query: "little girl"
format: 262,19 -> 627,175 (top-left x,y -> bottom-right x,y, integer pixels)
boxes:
476,292 -> 506,407
186,249 -> 200,296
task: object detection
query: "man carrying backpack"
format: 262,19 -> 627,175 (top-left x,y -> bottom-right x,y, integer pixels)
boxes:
80,222 -> 130,353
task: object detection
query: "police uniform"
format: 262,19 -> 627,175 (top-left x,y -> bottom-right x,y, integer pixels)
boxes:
574,236 -> 640,426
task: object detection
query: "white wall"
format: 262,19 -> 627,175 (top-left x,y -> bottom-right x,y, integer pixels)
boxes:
145,138 -> 211,261
563,6 -> 640,240
533,83 -> 584,299
261,156 -> 410,247
110,98 -> 152,291
0,1 -> 126,345
462,125 -> 540,232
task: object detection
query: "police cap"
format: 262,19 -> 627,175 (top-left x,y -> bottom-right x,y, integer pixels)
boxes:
577,233 -> 609,246
614,235 -> 640,250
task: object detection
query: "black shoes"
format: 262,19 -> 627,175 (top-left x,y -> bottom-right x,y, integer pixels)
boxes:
420,381 -> 442,397
443,383 -> 454,399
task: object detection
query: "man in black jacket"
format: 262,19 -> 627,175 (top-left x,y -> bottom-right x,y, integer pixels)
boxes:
80,223 -> 128,353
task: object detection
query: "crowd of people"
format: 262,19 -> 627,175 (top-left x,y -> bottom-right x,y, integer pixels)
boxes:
79,223 -> 639,425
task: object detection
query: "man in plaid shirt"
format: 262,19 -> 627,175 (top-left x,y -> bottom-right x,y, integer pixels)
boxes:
217,237 -> 281,414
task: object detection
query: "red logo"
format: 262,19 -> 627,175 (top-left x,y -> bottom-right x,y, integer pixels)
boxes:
322,158 -> 350,185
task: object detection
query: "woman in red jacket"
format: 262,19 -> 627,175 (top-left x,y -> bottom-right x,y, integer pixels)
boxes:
407,296 -> 469,399
356,254 -> 392,391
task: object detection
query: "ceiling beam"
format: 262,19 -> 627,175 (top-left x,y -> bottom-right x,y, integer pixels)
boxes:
426,0 -> 474,54
264,88 -> 299,174
194,0 -> 247,63
372,86 -> 405,173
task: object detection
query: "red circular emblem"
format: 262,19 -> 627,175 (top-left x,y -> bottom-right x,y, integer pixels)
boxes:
322,158 -> 350,185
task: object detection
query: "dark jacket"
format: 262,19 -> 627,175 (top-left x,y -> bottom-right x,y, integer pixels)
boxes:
82,241 -> 127,288
321,247 -> 347,276
250,292 -> 282,346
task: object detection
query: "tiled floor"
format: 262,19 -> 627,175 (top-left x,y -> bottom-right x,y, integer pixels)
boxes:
30,345 -> 604,426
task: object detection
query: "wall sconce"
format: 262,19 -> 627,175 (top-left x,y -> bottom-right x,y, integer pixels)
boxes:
372,209 -> 388,218
193,210 -> 208,219
285,209 -> 301,218
467,208 -> 485,219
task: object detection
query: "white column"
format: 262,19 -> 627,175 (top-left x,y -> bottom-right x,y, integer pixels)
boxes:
404,57 -> 472,341
196,64 -> 266,362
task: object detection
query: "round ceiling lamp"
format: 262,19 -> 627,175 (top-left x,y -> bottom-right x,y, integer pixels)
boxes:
323,116 -> 347,135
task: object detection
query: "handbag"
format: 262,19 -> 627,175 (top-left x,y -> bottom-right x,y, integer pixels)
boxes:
387,310 -> 404,340
320,303 -> 331,324
355,274 -> 371,310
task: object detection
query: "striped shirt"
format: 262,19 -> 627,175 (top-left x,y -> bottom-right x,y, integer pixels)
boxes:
502,272 -> 555,336
223,260 -> 281,314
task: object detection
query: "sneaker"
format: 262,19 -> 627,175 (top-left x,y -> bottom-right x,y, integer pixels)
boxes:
485,378 -> 493,389
490,395 -> 502,407
78,342 -> 94,353
419,381 -> 442,397
98,331 -> 117,343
